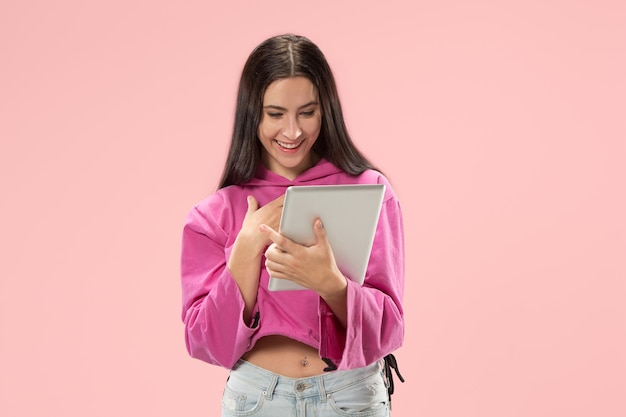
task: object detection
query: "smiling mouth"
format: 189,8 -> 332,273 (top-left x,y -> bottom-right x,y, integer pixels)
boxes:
276,139 -> 304,150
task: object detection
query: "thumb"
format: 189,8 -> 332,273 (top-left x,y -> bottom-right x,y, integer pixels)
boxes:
313,218 -> 327,243
246,195 -> 259,212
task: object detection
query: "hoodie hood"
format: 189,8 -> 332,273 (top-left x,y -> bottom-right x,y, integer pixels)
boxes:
246,158 -> 345,187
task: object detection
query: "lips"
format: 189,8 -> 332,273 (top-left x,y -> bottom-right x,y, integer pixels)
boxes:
276,139 -> 304,150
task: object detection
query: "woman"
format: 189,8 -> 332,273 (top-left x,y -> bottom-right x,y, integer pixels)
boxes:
181,34 -> 405,416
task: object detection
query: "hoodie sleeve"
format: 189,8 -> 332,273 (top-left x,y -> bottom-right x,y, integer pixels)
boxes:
180,201 -> 259,369
318,194 -> 405,369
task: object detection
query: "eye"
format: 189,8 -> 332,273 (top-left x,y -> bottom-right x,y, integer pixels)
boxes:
300,110 -> 315,117
267,112 -> 282,119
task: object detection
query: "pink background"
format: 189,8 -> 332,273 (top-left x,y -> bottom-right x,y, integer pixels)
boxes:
1,1 -> 625,416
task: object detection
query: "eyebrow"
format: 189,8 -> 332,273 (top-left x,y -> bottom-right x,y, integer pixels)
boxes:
262,101 -> 319,111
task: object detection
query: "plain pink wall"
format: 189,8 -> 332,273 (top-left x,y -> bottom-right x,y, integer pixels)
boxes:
1,1 -> 624,416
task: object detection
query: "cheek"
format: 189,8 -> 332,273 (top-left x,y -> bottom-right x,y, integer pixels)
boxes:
301,116 -> 321,134
307,118 -> 322,137
257,122 -> 277,142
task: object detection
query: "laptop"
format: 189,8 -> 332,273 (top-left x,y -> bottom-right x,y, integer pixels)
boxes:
268,184 -> 386,291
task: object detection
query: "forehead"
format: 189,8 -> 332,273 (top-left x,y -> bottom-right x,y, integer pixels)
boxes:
263,76 -> 318,104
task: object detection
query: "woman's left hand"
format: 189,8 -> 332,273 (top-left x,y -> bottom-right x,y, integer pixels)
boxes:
259,219 -> 347,299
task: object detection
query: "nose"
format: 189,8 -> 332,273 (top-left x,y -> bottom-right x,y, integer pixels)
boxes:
281,116 -> 302,140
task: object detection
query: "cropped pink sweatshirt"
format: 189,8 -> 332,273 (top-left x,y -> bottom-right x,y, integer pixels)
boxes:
180,159 -> 405,370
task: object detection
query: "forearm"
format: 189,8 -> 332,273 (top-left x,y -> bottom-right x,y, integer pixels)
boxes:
320,283 -> 348,328
183,273 -> 259,368
227,242 -> 263,323
320,280 -> 404,369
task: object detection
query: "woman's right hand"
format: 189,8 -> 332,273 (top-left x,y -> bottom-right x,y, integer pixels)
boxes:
228,194 -> 284,322
235,194 -> 285,256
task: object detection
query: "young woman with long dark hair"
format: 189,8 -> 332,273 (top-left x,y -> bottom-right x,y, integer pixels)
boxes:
181,34 -> 405,416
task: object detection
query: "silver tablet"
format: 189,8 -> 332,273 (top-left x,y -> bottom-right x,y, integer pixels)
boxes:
268,184 -> 385,291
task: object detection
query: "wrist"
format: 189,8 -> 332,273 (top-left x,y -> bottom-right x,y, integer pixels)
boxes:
319,274 -> 348,301
232,233 -> 266,259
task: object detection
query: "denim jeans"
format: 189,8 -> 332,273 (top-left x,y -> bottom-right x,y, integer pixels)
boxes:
221,360 -> 390,417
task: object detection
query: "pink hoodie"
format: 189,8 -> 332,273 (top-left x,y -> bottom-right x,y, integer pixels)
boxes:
180,159 -> 405,370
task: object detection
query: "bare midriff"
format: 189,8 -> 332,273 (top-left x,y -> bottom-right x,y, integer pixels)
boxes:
241,335 -> 330,378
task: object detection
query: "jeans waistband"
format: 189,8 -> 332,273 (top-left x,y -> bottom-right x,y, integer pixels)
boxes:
229,359 -> 383,402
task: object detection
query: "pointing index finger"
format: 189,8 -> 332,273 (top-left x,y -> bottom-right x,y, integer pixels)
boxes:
259,224 -> 288,247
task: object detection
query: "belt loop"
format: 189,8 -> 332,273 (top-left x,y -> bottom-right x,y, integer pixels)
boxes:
316,375 -> 328,403
264,374 -> 279,400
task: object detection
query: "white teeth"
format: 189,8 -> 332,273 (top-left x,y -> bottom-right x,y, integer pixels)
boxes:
277,140 -> 302,149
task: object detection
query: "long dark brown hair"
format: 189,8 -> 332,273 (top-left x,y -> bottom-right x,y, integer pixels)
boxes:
218,34 -> 375,188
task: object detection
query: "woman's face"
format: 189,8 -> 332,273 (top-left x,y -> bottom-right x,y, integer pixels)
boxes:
258,76 -> 322,180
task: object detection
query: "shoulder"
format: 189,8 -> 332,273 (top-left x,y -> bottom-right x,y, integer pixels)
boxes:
186,186 -> 247,231
355,169 -> 398,203
192,186 -> 236,213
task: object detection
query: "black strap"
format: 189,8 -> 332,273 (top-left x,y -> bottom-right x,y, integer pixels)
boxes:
321,357 -> 338,372
383,354 -> 405,409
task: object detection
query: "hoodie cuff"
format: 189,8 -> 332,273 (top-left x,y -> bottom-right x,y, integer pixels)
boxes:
318,292 -> 347,368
